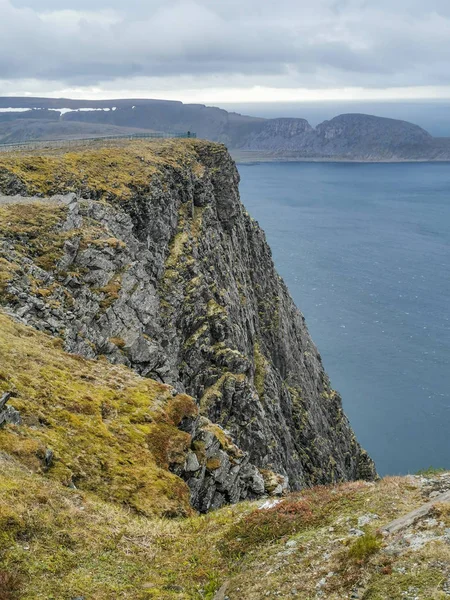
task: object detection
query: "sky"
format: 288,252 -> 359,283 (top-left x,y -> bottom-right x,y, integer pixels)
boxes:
2,0 -> 450,102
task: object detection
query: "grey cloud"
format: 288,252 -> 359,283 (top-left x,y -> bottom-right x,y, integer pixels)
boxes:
2,0 -> 450,90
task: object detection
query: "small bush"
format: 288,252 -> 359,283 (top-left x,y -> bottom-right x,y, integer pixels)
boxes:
416,466 -> 447,477
348,532 -> 382,562
221,498 -> 315,558
220,486 -> 343,558
220,484 -> 366,558
166,394 -> 198,426
206,457 -> 222,471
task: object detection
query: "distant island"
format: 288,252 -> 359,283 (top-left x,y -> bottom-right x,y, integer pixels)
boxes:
1,96 -> 450,161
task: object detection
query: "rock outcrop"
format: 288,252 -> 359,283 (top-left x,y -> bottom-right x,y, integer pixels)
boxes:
0,392 -> 21,427
0,139 -> 376,501
236,113 -> 448,160
0,312 -> 272,515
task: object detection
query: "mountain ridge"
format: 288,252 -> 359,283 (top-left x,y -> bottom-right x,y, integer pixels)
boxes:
1,96 -> 449,160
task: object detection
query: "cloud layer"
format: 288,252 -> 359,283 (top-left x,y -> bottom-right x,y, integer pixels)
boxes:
2,0 -> 450,97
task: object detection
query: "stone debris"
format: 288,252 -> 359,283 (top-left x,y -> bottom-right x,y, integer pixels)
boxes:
357,513 -> 379,527
0,392 -> 21,427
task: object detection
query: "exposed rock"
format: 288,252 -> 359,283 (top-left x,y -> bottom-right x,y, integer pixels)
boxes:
0,392 -> 21,427
357,513 -> 379,527
173,415 -> 276,512
0,140 -> 376,511
44,449 -> 54,470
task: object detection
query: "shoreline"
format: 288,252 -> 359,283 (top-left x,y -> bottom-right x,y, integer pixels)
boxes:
231,151 -> 450,164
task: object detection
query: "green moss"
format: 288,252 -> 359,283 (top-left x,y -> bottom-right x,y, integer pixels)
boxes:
0,139 -> 216,201
184,323 -> 209,349
204,423 -> 243,460
253,342 -> 268,401
206,299 -> 227,319
199,372 -> 245,413
165,231 -> 189,271
348,532 -> 382,562
97,274 -> 122,309
0,312 -> 194,518
0,202 -> 68,272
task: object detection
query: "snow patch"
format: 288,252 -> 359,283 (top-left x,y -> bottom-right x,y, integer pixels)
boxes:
259,498 -> 282,510
0,108 -> 33,113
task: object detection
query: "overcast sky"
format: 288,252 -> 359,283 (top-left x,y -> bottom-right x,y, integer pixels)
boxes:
2,0 -> 450,101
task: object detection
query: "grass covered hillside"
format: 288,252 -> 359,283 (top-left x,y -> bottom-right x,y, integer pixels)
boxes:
0,342 -> 450,600
0,138 -> 211,199
0,314 -> 198,518
1,313 -> 450,599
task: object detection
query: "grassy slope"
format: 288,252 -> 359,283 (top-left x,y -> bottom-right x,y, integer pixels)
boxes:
0,138 -> 211,199
1,314 -> 449,599
0,314 -> 197,519
2,424 -> 450,599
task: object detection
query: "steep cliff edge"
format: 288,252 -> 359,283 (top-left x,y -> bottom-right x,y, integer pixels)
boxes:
0,139 -> 375,495
235,113 -> 445,160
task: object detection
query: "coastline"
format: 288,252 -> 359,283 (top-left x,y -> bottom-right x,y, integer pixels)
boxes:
231,150 -> 450,164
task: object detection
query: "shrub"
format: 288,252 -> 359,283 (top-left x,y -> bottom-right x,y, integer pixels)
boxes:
221,498 -> 315,558
416,466 -> 447,477
220,483 -> 366,558
220,486 -> 346,558
348,532 -> 382,562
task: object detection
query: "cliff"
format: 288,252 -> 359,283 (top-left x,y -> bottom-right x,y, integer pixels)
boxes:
0,139 -> 448,600
0,139 -> 375,499
2,97 -> 450,161
235,113 -> 448,160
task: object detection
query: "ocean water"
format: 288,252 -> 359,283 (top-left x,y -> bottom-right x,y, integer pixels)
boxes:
238,162 -> 450,476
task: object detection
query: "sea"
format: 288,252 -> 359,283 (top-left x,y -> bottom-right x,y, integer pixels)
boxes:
238,161 -> 450,477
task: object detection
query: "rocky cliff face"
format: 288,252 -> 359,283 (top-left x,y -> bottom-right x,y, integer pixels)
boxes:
0,139 -> 376,500
236,113 -> 447,159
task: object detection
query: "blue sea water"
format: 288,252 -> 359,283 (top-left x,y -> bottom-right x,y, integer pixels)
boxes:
238,162 -> 450,476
